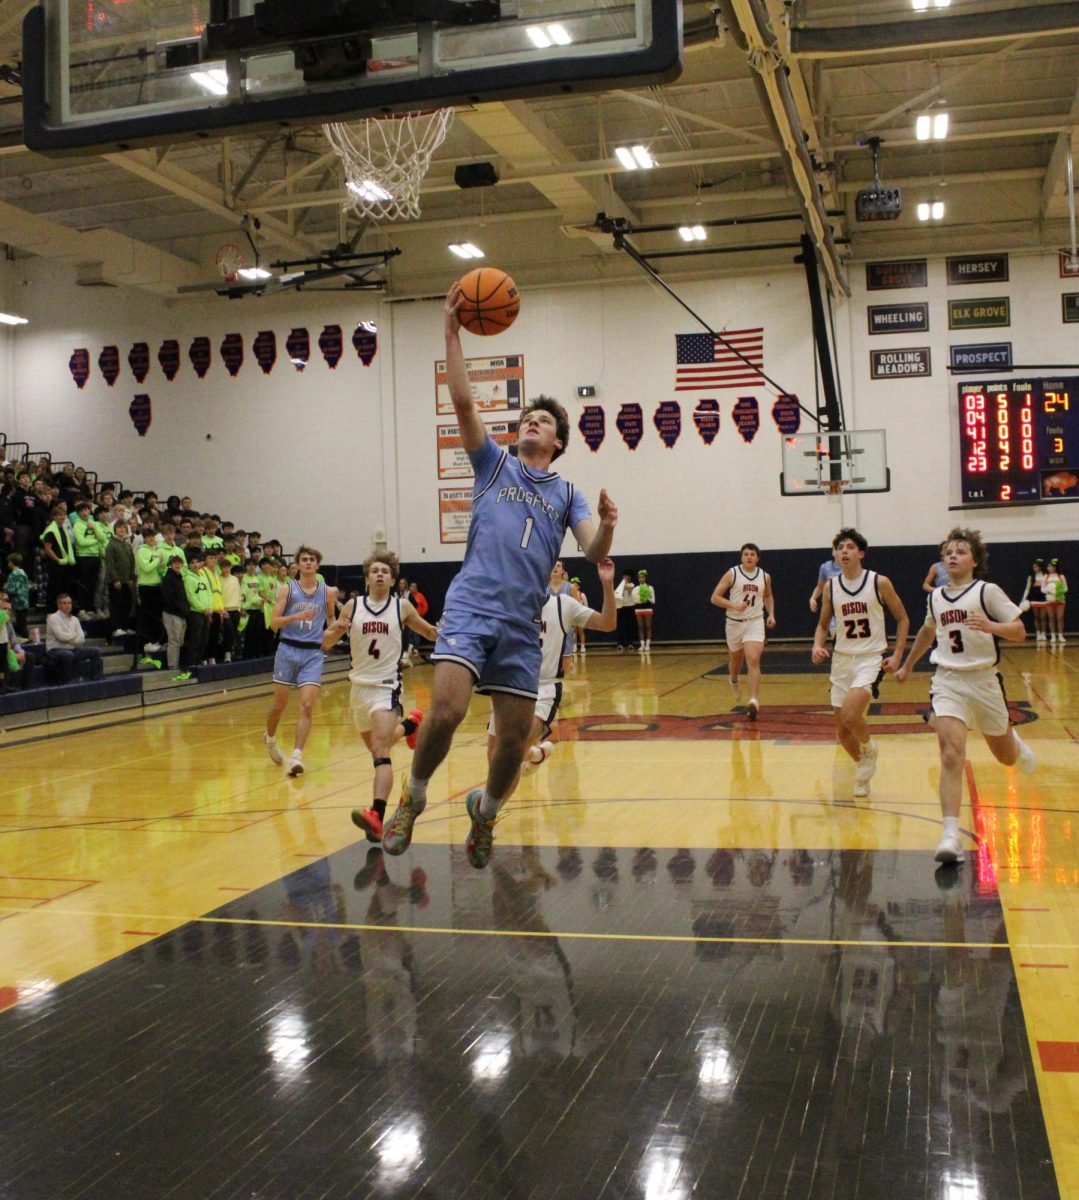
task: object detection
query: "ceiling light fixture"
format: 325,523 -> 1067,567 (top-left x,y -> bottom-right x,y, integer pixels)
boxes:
678,225 -> 707,241
615,145 -> 655,170
917,200 -> 945,221
448,242 -> 484,259
916,110 -> 949,140
237,266 -> 272,280
0,312 -> 29,325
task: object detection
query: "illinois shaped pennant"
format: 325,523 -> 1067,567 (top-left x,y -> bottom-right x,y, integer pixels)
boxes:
129,393 -> 152,436
286,328 -> 310,371
254,330 -> 277,374
189,336 -> 211,378
129,341 -> 150,383
221,333 -> 244,377
158,339 -> 180,381
616,402 -> 643,449
98,345 -> 120,386
353,323 -> 377,366
693,398 -> 720,444
319,324 -> 343,368
732,396 -> 760,443
653,400 -> 682,448
69,348 -> 90,389
578,405 -> 605,452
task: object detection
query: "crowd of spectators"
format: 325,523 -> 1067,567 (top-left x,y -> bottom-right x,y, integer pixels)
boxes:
0,454 -> 305,687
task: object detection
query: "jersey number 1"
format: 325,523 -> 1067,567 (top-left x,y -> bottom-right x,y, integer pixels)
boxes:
520,517 -> 534,549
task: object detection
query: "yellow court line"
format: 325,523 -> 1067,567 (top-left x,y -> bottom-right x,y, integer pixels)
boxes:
1,904 -> 1073,951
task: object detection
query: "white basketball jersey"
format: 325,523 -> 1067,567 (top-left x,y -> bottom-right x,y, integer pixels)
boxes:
928,580 -> 1020,671
830,570 -> 887,655
348,594 -> 404,685
540,593 -> 594,684
727,565 -> 766,620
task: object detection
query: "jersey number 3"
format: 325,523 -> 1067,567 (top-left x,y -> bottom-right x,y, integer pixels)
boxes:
948,629 -> 965,655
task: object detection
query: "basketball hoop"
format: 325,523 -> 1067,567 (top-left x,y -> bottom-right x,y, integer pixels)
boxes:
214,242 -> 245,282
825,481 -> 846,497
324,107 -> 454,222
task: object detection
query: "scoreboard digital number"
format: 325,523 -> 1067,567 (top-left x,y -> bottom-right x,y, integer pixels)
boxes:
958,377 -> 1079,506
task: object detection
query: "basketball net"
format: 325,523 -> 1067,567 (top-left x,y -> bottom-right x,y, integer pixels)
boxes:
324,108 -> 454,221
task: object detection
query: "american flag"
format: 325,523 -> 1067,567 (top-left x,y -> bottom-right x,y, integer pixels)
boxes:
675,329 -> 765,390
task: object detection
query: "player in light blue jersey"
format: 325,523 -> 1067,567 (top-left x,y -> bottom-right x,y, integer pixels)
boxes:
383,281 -> 618,869
263,545 -> 337,777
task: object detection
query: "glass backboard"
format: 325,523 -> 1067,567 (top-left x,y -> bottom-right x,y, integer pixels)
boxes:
780,429 -> 891,496
23,0 -> 683,154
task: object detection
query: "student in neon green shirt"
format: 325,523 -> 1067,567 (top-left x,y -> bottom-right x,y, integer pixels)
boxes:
71,500 -> 104,617
134,530 -> 165,661
182,546 -> 213,668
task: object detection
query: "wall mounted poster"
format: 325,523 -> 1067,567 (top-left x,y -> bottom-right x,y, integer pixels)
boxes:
732,396 -> 760,443
435,354 -> 524,415
616,403 -> 644,449
69,348 -> 90,389
693,399 -> 720,444
437,418 -> 517,479
98,345 -> 120,386
439,487 -> 472,544
653,401 -> 681,447
189,337 -> 211,378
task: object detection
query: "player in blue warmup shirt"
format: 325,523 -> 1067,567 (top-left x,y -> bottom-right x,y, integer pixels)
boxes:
382,280 -> 618,869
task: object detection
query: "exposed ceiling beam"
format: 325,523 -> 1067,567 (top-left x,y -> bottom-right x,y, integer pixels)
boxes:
1041,82 -> 1079,219
791,2 -> 1079,57
103,150 -> 317,257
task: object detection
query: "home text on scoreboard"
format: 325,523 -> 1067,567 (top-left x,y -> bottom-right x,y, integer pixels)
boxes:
957,376 -> 1079,506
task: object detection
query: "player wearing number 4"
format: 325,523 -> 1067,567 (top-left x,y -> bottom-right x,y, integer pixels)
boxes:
381,280 -> 617,869
321,552 -> 439,843
811,529 -> 909,798
263,546 -> 338,777
895,528 -> 1035,866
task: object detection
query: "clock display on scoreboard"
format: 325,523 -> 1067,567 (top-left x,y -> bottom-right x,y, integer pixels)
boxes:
958,377 -> 1079,506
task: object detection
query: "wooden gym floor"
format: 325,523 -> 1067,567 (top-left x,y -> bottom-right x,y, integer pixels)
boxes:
1,642 -> 1075,1199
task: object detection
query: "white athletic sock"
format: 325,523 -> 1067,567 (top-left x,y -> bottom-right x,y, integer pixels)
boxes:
943,816 -> 960,837
478,790 -> 501,821
408,775 -> 429,812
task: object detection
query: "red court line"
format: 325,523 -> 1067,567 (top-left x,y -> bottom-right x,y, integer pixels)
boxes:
217,887 -> 248,892
1009,907 -> 1051,912
1019,963 -> 1068,968
122,930 -> 161,936
1038,1041 -> 1079,1072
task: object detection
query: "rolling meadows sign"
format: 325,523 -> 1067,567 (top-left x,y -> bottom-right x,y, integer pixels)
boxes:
870,347 -> 931,378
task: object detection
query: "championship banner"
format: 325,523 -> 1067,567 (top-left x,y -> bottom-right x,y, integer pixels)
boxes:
693,398 -> 720,444
189,337 -> 211,378
285,328 -> 309,371
319,324 -> 343,368
129,342 -> 150,383
653,401 -> 682,448
616,403 -> 644,449
221,333 -> 244,377
69,348 -> 90,389
732,396 -> 760,443
129,394 -> 151,436
771,394 -> 801,434
353,323 -> 377,366
437,417 -> 517,479
98,345 -> 119,386
253,330 -> 277,374
439,487 -> 473,544
158,339 -> 180,381
435,354 -> 524,415
579,405 -> 606,452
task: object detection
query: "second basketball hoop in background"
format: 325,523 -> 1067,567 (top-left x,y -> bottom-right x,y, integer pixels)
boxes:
457,268 -> 520,336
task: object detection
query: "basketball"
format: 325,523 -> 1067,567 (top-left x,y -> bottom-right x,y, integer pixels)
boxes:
457,267 -> 520,335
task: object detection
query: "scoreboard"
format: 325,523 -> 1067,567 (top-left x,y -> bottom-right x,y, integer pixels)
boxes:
958,377 -> 1079,506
